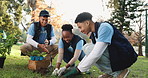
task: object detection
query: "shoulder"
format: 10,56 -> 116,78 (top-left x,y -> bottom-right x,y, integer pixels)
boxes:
29,23 -> 35,28
99,22 -> 113,31
74,35 -> 81,38
100,22 -> 112,28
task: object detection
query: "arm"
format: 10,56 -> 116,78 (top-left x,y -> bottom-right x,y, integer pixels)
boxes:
66,40 -> 84,68
77,42 -> 108,72
56,48 -> 64,69
52,48 -> 64,76
66,49 -> 81,68
56,39 -> 64,69
26,34 -> 48,52
49,36 -> 57,45
49,26 -> 57,45
57,40 -> 84,76
26,24 -> 39,48
26,34 -> 39,48
57,49 -> 81,76
52,39 -> 64,75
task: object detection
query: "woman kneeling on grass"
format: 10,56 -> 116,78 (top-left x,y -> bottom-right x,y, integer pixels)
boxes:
52,24 -> 86,76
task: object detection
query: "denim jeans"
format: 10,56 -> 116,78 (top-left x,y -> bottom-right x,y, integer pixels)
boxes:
83,43 -> 122,77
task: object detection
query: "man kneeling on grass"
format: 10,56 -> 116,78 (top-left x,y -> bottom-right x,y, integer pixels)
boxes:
20,10 -> 58,60
62,12 -> 138,78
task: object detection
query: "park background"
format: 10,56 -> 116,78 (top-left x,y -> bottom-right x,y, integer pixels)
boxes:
0,0 -> 148,78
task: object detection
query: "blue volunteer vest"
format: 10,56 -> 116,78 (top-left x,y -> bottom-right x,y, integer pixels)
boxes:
90,22 -> 138,72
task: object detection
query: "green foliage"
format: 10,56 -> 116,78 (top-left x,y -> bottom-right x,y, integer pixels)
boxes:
28,50 -> 47,57
18,30 -> 27,42
0,0 -> 25,40
108,0 -> 144,35
0,32 -> 16,57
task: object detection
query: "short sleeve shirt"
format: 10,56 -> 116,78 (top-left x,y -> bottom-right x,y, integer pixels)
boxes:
58,38 -> 84,52
96,22 -> 114,44
27,23 -> 55,44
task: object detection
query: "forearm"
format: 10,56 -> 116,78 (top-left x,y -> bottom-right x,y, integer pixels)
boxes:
49,36 -> 57,45
67,50 -> 81,68
78,42 -> 108,72
26,34 -> 39,48
56,48 -> 64,69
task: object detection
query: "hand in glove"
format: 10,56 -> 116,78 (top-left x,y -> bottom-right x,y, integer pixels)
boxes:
57,66 -> 67,76
52,68 -> 59,76
63,67 -> 81,77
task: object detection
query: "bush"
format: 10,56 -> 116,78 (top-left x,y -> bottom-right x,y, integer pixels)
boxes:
0,32 -> 16,57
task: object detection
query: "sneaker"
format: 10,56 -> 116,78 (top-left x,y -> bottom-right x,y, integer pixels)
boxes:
116,69 -> 130,78
98,74 -> 113,78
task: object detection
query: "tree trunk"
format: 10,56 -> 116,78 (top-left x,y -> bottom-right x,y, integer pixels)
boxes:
138,15 -> 143,56
138,43 -> 143,56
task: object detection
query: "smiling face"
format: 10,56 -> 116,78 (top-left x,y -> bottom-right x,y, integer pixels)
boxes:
76,20 -> 91,35
62,31 -> 73,43
39,16 -> 48,27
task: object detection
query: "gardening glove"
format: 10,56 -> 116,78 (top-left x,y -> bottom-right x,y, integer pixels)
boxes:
62,67 -> 81,77
57,66 -> 67,76
52,68 -> 59,76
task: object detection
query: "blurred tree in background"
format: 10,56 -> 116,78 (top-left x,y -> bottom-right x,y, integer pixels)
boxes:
108,0 -> 143,35
0,0 -> 25,39
108,0 -> 146,56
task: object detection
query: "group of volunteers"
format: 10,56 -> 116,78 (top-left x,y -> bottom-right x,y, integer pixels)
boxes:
20,10 -> 138,78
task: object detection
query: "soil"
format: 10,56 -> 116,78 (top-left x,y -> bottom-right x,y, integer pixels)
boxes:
33,66 -> 55,76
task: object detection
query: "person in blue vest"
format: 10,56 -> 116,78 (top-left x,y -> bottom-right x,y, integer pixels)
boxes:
52,24 -> 86,76
62,12 -> 138,78
20,10 -> 58,60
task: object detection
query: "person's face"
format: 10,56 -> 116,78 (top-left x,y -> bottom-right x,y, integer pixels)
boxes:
76,21 -> 91,35
62,31 -> 73,43
39,16 -> 48,26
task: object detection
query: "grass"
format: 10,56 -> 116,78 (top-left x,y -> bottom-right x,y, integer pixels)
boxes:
0,45 -> 148,78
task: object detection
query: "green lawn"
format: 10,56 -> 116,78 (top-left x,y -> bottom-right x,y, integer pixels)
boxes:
0,45 -> 148,78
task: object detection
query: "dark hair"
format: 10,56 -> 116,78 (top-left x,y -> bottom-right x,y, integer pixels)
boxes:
62,24 -> 73,33
75,12 -> 92,23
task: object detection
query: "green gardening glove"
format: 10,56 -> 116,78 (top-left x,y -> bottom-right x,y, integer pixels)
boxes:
62,67 -> 81,77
